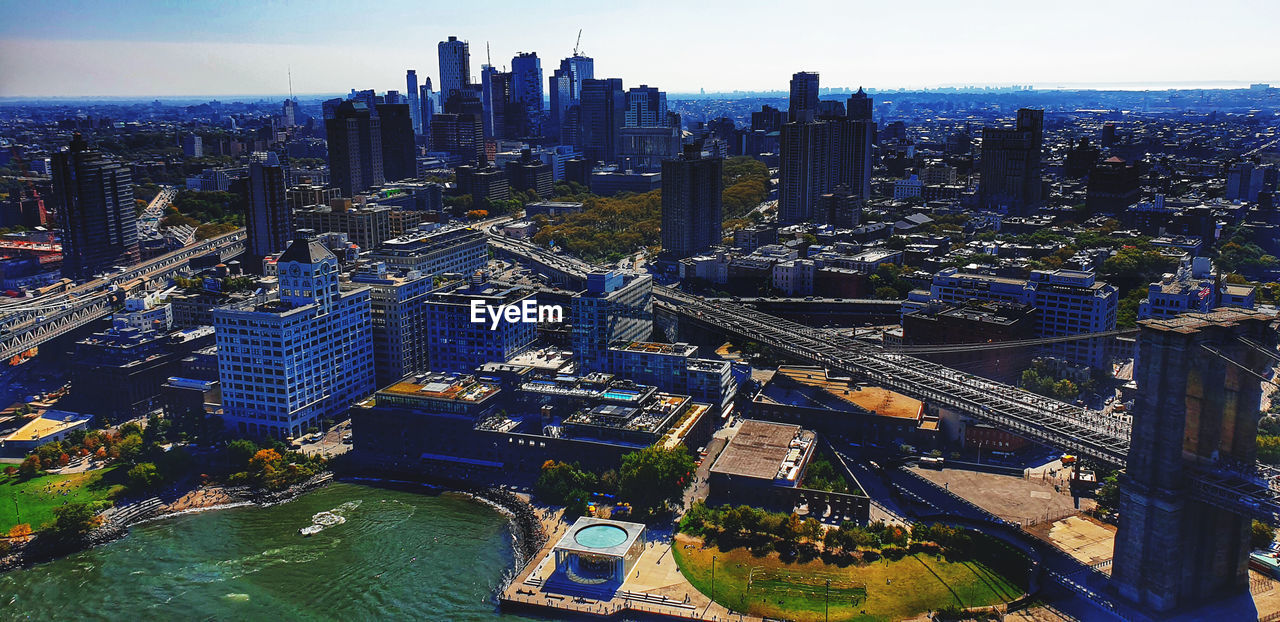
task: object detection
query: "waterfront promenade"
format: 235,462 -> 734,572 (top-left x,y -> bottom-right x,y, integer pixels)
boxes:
500,505 -> 760,621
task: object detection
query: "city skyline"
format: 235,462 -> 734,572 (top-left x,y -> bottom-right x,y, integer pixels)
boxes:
1,0 -> 1278,98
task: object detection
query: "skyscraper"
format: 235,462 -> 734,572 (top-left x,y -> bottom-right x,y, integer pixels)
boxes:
53,134 -> 139,279
777,73 -> 872,224
661,144 -> 723,258
419,80 -> 436,141
481,65 -> 515,140
751,105 -> 784,132
511,52 -> 544,138
406,69 -> 422,134
351,89 -> 382,114
1226,161 -> 1278,202
571,271 -> 653,373
788,72 -> 820,122
376,102 -> 416,182
245,151 -> 290,267
430,113 -> 484,165
624,85 -> 667,127
281,98 -> 299,127
978,108 -> 1044,215
579,78 -> 625,165
846,87 -> 873,121
778,120 -> 837,224
438,36 -> 471,106
350,262 -> 434,387
326,101 -> 384,196
832,111 -> 874,200
549,55 -> 593,144
214,238 -> 374,438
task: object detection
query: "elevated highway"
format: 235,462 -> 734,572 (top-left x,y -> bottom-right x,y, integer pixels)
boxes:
0,229 -> 245,361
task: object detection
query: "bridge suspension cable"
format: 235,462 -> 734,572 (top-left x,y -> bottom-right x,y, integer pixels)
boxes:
882,328 -> 1140,354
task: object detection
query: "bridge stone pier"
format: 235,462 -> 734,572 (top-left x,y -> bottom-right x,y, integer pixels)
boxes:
1112,309 -> 1276,613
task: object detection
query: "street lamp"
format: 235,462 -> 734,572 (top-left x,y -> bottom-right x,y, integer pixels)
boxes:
825,578 -> 830,622
711,555 -> 717,603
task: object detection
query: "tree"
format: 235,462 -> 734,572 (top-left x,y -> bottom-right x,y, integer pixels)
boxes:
114,434 -> 144,463
7,523 -> 32,540
226,439 -> 259,469
535,461 -> 597,504
1116,288 -> 1146,329
1051,379 -> 1079,401
248,449 -> 284,477
127,462 -> 162,490
48,503 -> 101,540
873,286 -> 900,300
1100,247 -> 1176,291
617,446 -> 695,516
19,454 -> 41,479
1253,520 -> 1276,550
1096,473 -> 1120,512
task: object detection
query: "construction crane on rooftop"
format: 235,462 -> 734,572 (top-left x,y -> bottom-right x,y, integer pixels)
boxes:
573,29 -> 582,56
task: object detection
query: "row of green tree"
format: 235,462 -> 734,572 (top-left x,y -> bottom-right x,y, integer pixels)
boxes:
681,502 -> 1013,568
534,445 -> 695,519
1019,361 -> 1095,402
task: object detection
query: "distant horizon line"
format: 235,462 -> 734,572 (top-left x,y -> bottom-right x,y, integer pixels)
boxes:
0,80 -> 1274,103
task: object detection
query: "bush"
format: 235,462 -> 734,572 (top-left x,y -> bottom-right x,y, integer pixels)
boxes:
47,503 -> 101,540
127,462 -> 162,490
1254,520 -> 1275,550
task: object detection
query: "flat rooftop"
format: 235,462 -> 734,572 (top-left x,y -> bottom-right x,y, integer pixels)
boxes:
710,419 -> 814,482
380,373 -> 500,403
769,366 -> 924,420
1139,307 -> 1275,333
611,341 -> 696,356
3,411 -> 92,443
551,516 -> 646,558
507,347 -> 574,371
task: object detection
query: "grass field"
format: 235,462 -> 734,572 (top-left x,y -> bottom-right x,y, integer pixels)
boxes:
0,467 -> 125,534
673,533 -> 1024,622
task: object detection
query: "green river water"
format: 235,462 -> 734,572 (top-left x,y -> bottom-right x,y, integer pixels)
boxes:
0,482 -> 524,621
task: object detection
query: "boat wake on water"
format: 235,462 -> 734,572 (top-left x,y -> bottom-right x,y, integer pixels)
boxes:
300,500 -> 363,536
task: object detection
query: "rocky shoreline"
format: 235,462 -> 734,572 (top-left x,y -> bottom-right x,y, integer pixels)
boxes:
0,471 -> 335,573
464,487 -> 548,568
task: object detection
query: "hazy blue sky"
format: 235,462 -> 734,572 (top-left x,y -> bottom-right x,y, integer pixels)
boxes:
1,0 -> 1277,97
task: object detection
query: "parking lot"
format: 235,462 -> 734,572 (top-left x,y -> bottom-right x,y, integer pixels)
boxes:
296,419 -> 353,458
908,464 -> 1095,525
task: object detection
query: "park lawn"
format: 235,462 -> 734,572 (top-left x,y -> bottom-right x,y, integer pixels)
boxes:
0,467 -> 125,533
672,533 -> 1023,622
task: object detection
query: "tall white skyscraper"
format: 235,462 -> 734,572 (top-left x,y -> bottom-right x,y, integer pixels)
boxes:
214,238 -> 374,438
